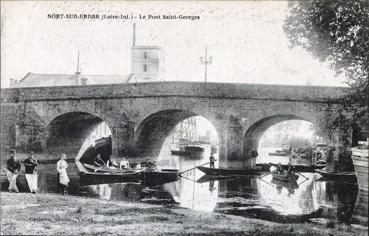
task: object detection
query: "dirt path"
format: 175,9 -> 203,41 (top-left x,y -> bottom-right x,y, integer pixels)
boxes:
0,192 -> 366,235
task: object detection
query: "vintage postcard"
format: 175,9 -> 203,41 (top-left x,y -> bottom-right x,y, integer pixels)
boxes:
1,1 -> 368,235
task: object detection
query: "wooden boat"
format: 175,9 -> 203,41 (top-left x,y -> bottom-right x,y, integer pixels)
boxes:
271,171 -> 299,182
269,163 -> 325,172
141,169 -> 179,187
351,142 -> 368,192
76,161 -> 141,186
77,162 -> 179,186
196,166 -> 265,176
269,152 -> 289,156
315,168 -> 357,182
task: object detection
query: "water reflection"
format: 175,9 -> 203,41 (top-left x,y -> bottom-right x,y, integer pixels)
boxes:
4,146 -> 366,228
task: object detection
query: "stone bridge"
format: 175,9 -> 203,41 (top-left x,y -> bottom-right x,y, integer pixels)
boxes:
1,82 -> 350,168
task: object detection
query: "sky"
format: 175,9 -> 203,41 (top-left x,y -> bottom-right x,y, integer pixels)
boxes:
1,1 -> 347,88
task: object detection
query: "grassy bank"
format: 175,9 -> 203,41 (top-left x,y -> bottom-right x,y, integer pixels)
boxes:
0,192 -> 366,235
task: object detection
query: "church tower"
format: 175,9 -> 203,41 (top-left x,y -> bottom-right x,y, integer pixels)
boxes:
129,23 -> 164,83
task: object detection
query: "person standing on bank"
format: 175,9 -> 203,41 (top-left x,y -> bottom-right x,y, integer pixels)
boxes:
251,148 -> 258,168
24,151 -> 38,193
209,153 -> 216,168
56,154 -> 70,195
6,149 -> 21,193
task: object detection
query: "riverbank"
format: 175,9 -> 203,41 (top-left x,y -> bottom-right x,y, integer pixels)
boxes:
1,192 -> 366,235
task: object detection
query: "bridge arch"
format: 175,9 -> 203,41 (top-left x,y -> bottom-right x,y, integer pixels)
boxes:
243,114 -> 322,164
44,111 -> 113,159
134,109 -> 220,159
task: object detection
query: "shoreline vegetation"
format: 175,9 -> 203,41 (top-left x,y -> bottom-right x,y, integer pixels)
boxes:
1,192 -> 366,235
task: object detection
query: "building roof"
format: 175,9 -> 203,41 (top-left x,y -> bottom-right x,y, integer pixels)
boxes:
131,45 -> 162,50
12,73 -> 130,88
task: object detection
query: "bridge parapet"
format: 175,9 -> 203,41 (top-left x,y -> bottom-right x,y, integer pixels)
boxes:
1,81 -> 346,103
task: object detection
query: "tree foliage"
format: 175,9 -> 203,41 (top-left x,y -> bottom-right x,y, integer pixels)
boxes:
283,0 -> 369,140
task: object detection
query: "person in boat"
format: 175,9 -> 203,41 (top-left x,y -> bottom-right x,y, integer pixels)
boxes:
6,149 -> 21,193
56,154 -> 70,195
333,156 -> 339,173
119,157 -> 130,170
276,163 -> 285,175
106,155 -> 119,169
135,162 -> 142,170
287,162 -> 294,174
93,154 -> 106,167
145,159 -> 157,171
24,151 -> 39,194
209,153 -> 216,168
251,148 -> 258,168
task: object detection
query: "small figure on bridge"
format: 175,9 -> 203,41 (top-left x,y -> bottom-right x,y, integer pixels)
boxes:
209,153 -> 216,168
251,148 -> 258,168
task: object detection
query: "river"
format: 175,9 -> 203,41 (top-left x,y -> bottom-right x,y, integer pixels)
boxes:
5,146 -> 368,228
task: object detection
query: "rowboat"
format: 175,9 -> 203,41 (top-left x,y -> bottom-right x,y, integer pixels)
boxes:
271,171 -> 299,182
196,166 -> 265,176
77,162 -> 179,186
269,163 -> 325,172
315,168 -> 357,182
351,141 -> 368,192
77,161 -> 141,186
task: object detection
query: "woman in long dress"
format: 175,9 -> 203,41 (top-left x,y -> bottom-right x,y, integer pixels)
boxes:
56,154 -> 70,195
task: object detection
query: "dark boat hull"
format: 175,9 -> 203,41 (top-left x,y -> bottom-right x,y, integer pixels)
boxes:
141,169 -> 179,186
77,162 -> 179,186
315,169 -> 357,181
269,163 -> 325,172
271,172 -> 299,182
197,166 -> 264,176
77,162 -> 141,186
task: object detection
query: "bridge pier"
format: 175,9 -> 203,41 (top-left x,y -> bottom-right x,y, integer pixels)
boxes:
326,129 -> 354,172
111,123 -> 135,158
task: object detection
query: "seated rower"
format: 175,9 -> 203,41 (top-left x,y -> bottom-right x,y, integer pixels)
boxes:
106,155 -> 119,169
119,157 -> 130,170
277,163 -> 285,175
145,159 -> 157,171
93,154 -> 106,167
135,162 -> 141,170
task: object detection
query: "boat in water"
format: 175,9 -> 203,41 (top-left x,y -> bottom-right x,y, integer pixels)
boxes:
76,162 -> 179,186
315,168 -> 357,182
269,163 -> 325,172
271,171 -> 299,182
196,165 -> 268,176
351,141 -> 368,192
77,161 -> 141,186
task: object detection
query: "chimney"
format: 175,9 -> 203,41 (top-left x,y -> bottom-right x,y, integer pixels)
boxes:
132,23 -> 136,47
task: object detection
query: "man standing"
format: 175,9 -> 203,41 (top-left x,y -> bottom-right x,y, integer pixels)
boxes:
24,151 -> 38,193
251,148 -> 258,168
6,149 -> 21,193
209,153 -> 216,168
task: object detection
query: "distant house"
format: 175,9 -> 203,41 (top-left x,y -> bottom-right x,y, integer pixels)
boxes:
10,23 -> 164,88
10,72 -> 130,88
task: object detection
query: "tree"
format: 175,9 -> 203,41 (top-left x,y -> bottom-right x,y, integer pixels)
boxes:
283,0 -> 369,143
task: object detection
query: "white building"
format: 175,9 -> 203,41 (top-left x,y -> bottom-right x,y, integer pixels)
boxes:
10,24 -> 164,88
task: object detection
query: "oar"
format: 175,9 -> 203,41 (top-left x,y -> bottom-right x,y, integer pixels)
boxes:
295,171 -> 309,180
178,161 -> 210,176
258,172 -> 271,179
